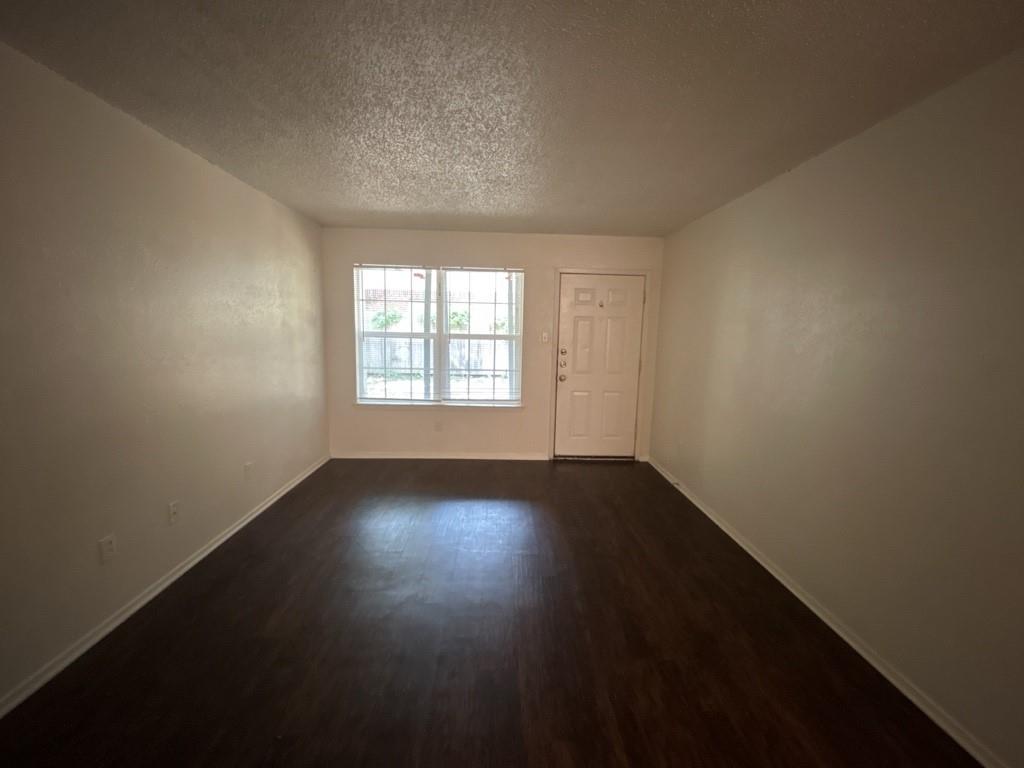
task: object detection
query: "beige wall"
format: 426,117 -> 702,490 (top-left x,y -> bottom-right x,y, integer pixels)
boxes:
651,49 -> 1024,768
0,44 -> 328,709
323,228 -> 662,459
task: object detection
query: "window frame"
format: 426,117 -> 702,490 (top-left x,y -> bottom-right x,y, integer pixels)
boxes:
353,264 -> 524,407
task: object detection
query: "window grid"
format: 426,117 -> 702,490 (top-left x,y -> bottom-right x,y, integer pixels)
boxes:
354,265 -> 523,405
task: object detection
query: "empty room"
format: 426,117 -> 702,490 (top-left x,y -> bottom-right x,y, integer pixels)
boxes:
1,2 -> 1022,766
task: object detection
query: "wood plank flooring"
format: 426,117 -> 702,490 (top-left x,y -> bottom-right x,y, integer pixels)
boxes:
0,460 -> 978,766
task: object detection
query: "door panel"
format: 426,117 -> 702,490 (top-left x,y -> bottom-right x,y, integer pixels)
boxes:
605,317 -> 625,373
573,316 -> 594,373
602,391 -> 623,437
554,273 -> 645,457
570,391 -> 591,436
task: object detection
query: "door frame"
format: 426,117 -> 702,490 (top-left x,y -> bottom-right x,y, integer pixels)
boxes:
547,267 -> 656,460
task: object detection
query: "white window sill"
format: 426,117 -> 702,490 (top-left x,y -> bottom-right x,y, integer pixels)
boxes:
354,399 -> 522,409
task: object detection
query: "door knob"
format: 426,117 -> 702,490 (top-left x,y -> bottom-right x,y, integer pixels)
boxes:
558,374 -> 567,382
559,347 -> 567,355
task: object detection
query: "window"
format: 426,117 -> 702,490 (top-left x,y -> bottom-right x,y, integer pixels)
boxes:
354,265 -> 524,405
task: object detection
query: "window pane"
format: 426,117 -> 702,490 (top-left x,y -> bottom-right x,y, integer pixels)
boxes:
448,338 -> 468,371
469,270 -> 496,302
446,371 -> 469,399
446,270 -> 469,300
361,336 -> 385,369
384,373 -> 411,399
412,301 -> 435,333
494,339 -> 511,371
358,268 -> 386,332
469,303 -> 494,335
363,303 -> 383,332
506,272 -> 523,334
371,268 -> 409,334
409,268 -> 429,301
411,339 -> 433,399
448,303 -> 470,332
409,371 -> 428,400
468,339 -> 494,370
492,304 -> 509,334
360,267 -> 386,294
493,370 -> 513,400
362,368 -> 387,399
468,373 -> 495,400
389,302 -> 413,332
385,267 -> 412,299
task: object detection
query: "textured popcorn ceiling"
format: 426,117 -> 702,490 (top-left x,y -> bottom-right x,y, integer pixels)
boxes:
2,1 -> 1023,235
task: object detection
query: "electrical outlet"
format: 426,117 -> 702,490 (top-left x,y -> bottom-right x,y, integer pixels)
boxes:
167,500 -> 180,526
243,461 -> 255,480
98,534 -> 117,563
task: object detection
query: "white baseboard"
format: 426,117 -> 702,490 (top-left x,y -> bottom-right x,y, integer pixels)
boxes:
645,456 -> 1007,768
0,454 -> 331,720
331,450 -> 549,461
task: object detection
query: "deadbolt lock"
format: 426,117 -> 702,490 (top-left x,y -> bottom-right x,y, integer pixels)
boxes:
559,347 -> 567,355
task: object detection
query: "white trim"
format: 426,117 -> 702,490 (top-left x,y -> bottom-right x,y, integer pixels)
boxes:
645,457 -> 1008,768
0,454 -> 331,720
332,451 -> 548,461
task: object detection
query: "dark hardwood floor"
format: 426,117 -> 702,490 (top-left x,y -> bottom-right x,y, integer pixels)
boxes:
0,460 -> 977,767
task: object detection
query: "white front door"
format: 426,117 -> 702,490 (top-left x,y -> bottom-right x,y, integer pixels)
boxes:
554,273 -> 645,457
